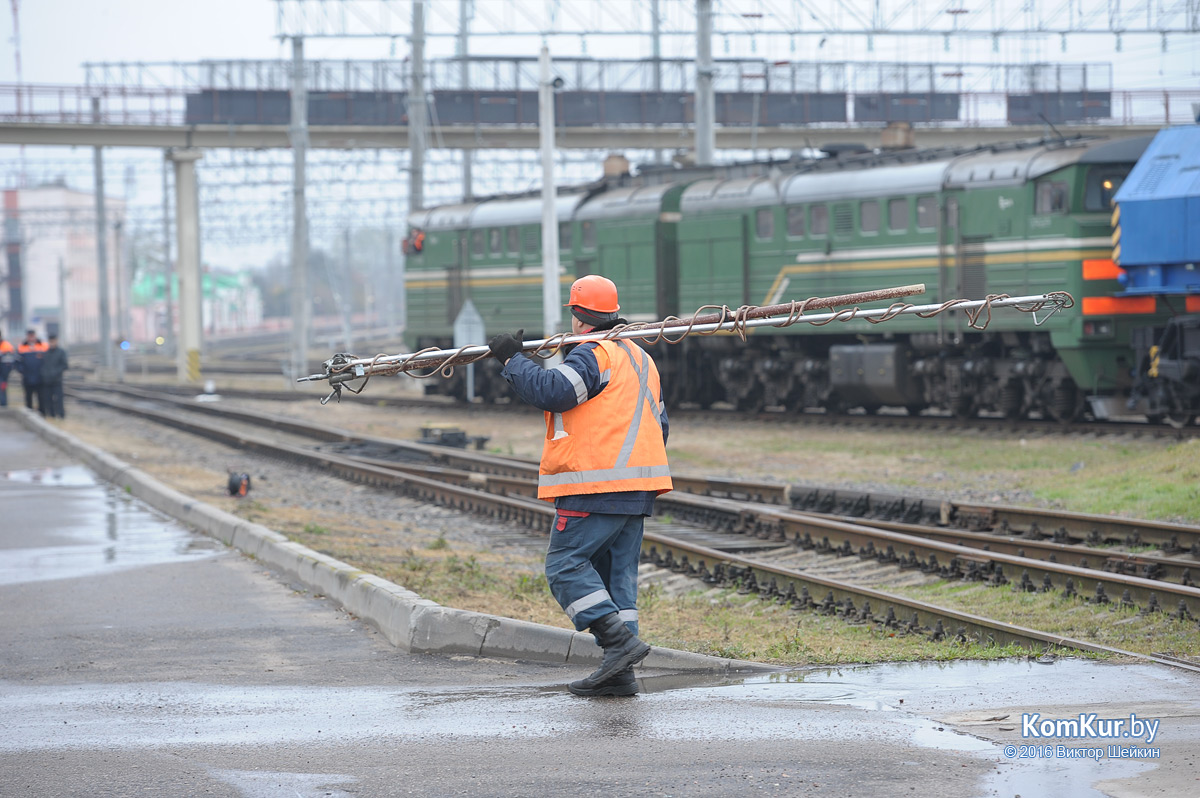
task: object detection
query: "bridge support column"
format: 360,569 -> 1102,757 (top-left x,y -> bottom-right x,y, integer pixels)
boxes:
168,148 -> 203,385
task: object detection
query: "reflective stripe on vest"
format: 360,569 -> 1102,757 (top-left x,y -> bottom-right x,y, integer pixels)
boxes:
537,339 -> 672,500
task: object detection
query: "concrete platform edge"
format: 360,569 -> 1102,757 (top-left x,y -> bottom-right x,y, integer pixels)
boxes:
13,409 -> 770,674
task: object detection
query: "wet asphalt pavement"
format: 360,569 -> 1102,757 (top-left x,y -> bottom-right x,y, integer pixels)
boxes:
2,412 -> 1197,797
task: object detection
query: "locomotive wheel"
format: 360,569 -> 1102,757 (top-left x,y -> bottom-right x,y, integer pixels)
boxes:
950,394 -> 974,419
1046,381 -> 1082,423
1165,412 -> 1197,429
999,381 -> 1024,420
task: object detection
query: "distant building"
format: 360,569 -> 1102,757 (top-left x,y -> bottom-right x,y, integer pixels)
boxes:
130,269 -> 264,341
1,184 -> 125,344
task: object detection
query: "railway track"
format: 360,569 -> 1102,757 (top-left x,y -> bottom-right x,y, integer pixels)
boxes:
74,378 -> 1199,440
68,383 -> 1200,672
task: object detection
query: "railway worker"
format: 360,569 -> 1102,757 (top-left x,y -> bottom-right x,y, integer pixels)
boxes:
16,329 -> 47,415
0,332 -> 15,407
38,335 -> 68,419
488,274 -> 672,697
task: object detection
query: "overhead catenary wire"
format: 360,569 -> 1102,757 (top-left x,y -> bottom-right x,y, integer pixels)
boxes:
299,284 -> 1076,403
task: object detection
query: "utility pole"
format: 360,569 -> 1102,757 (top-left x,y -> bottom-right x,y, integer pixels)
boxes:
169,148 -> 203,384
409,0 -> 426,213
384,228 -> 397,340
458,0 -> 472,200
91,97 -> 113,371
340,226 -> 354,352
651,0 -> 663,166
539,46 -> 561,352
289,36 -> 311,385
161,151 -> 174,352
695,0 -> 715,167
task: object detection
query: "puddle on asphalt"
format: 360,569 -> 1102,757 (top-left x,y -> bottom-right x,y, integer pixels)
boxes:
0,465 -> 221,585
0,664 -> 1170,794
2,464 -> 97,486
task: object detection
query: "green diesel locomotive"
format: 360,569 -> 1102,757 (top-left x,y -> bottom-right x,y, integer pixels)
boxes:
404,134 -> 1189,424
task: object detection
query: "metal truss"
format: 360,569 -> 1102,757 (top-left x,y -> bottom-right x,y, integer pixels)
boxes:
79,55 -> 1115,95
272,0 -> 1200,40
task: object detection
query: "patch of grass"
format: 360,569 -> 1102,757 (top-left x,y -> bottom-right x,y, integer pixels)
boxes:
891,578 -> 1200,659
427,534 -> 448,550
303,522 -> 330,535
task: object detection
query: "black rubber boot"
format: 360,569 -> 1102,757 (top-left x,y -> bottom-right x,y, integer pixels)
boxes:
569,613 -> 650,695
568,667 -> 638,697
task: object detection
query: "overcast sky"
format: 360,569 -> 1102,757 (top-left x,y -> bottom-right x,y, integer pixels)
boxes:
4,0 -> 1198,86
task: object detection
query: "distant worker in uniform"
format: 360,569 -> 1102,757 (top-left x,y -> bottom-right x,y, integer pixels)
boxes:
0,333 -> 15,407
39,335 -> 69,419
16,329 -> 47,415
488,274 -> 672,696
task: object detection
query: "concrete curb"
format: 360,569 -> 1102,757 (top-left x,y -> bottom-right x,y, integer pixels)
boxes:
14,409 -> 772,674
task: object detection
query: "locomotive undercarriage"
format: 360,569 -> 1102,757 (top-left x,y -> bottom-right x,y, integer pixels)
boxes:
692,331 -> 1086,421
1129,315 -> 1200,429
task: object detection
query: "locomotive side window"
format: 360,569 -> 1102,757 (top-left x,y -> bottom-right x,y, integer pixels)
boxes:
522,227 -> 539,254
810,205 -> 829,237
507,226 -> 520,254
916,196 -> 937,231
755,208 -> 774,240
1035,180 -> 1070,214
582,220 -> 596,250
888,198 -> 908,232
471,229 -> 485,257
559,221 -> 573,251
860,200 -> 880,234
489,228 -> 503,254
785,206 -> 805,238
1085,167 -> 1130,211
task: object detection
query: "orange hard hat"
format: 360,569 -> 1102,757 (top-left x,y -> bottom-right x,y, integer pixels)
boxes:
564,274 -> 620,313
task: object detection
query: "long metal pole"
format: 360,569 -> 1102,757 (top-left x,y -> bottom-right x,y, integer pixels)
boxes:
539,45 -> 561,345
304,285 -> 1012,383
410,0 -> 426,213
91,97 -> 113,370
289,36 -> 310,384
695,0 -> 715,166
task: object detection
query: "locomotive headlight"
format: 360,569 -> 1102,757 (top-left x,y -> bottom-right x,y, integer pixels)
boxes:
1083,320 -> 1114,338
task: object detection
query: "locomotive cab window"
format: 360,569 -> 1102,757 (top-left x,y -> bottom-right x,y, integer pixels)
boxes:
785,206 -> 805,238
916,196 -> 937,231
581,220 -> 596,250
755,208 -> 774,240
888,198 -> 908,233
559,221 -> 573,251
810,205 -> 829,237
1035,180 -> 1070,214
489,228 -> 503,255
860,200 -> 880,234
471,229 -> 485,257
1085,168 -> 1130,211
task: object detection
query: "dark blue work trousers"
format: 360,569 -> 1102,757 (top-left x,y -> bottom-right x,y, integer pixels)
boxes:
546,509 -> 644,636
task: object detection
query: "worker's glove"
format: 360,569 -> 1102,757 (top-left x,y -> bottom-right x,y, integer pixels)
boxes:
488,329 -> 524,363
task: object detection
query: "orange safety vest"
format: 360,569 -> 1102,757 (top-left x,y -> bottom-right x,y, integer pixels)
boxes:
0,340 -> 13,354
537,338 -> 673,501
18,341 -> 48,353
